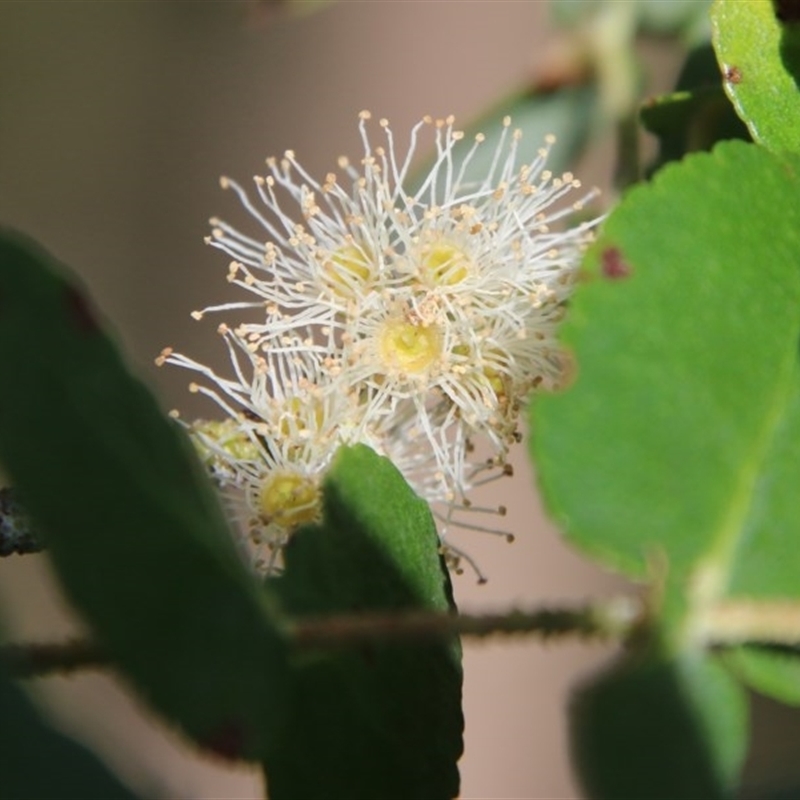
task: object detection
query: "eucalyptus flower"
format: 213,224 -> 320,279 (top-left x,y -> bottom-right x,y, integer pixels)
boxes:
161,113 -> 600,577
158,329 -> 370,572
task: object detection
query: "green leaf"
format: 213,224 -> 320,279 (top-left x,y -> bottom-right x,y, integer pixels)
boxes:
551,0 -> 711,41
264,444 -> 463,800
572,650 -> 748,799
0,231 -> 287,759
711,0 -> 800,152
640,87 -> 749,165
723,647 -> 800,705
640,45 -> 750,173
530,141 -> 800,624
637,0 -> 713,39
0,668 -> 138,799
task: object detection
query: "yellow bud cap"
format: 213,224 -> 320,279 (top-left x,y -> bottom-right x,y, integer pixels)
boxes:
194,419 -> 260,462
259,471 -> 320,529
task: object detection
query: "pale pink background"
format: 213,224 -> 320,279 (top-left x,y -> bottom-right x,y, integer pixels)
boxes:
4,4 -> 790,800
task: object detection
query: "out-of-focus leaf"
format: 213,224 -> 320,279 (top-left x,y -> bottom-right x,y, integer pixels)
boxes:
674,41 -> 726,93
530,142 -> 800,621
572,650 -> 748,799
637,0 -> 713,38
723,647 -> 800,706
711,0 -> 800,151
0,232 -> 287,760
0,668 -> 138,799
641,45 -> 750,173
640,87 -> 749,163
410,85 -> 598,200
551,0 -> 711,40
264,444 -> 463,800
466,86 -> 598,178
549,0 -> 596,28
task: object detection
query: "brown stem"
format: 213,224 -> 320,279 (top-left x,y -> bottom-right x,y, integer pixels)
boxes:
1,639 -> 107,678
286,600 -> 640,648
1,599 -> 641,679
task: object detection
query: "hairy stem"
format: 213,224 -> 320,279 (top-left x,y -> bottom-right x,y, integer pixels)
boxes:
2,598 -> 640,678
286,598 -> 640,647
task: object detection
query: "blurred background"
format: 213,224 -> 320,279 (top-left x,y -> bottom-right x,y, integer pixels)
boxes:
2,2 -> 796,798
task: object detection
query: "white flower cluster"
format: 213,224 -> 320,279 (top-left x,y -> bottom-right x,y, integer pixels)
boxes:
158,112 -> 599,579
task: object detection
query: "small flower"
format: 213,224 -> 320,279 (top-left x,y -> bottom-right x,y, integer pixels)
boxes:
161,112 -> 600,577
158,329 -> 372,572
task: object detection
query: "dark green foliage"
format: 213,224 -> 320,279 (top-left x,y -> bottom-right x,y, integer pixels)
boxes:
0,668 -> 138,800
572,651 -> 747,800
0,231 -> 288,759
264,445 -> 463,800
640,44 -> 750,174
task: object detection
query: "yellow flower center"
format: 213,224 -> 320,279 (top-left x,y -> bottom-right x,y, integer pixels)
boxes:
193,419 -> 260,462
323,245 -> 372,296
419,241 -> 470,286
259,471 -> 320,529
379,319 -> 442,375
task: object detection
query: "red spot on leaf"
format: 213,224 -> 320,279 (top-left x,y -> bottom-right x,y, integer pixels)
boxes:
723,65 -> 742,85
600,247 -> 632,280
64,287 -> 100,335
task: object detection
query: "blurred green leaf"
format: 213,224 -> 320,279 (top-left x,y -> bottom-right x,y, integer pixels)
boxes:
530,142 -> 800,624
637,0 -> 713,39
551,0 -> 711,40
723,647 -> 800,706
411,85 -> 598,199
640,87 -> 748,152
641,45 -> 750,173
572,650 -> 748,799
472,86 -> 599,178
549,0 -> 596,28
712,0 -> 800,151
264,444 -> 463,800
0,231 -> 287,760
0,668 -> 138,799
674,41 -> 727,93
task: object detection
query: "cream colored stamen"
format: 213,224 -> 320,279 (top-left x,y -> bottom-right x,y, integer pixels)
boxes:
419,241 -> 470,286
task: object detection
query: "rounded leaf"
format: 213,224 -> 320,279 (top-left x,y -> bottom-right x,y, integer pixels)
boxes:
712,0 -> 800,151
531,143 -> 800,618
